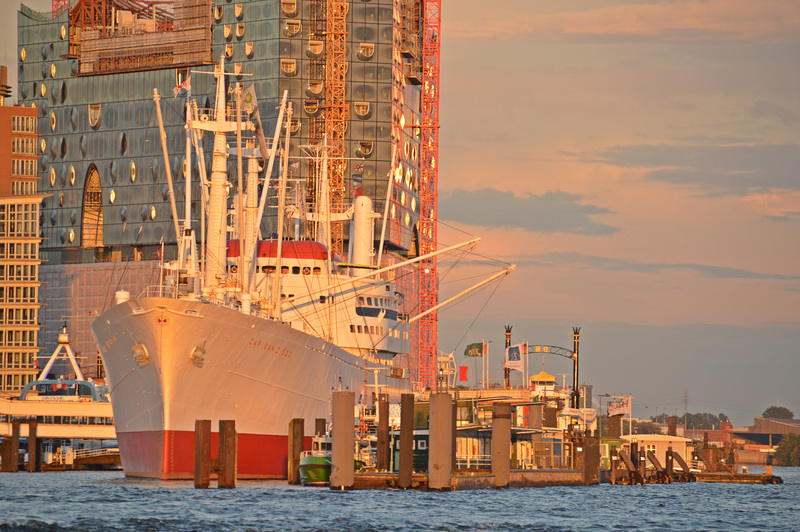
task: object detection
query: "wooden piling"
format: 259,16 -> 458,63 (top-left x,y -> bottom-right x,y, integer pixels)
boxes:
428,393 -> 453,491
492,403 -> 512,488
9,420 -> 20,473
27,421 -> 38,473
398,393 -> 414,489
218,420 -> 237,488
331,391 -> 355,490
287,418 -> 304,485
194,419 -> 211,488
377,394 -> 389,471
582,431 -> 600,485
315,418 -> 327,437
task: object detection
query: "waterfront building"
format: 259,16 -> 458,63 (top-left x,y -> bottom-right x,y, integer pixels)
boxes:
0,65 -> 47,393
17,0 -> 423,378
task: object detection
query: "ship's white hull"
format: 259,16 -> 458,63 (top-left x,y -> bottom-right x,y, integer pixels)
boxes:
92,297 -> 406,479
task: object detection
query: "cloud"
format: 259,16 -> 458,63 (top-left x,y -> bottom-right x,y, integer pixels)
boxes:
520,252 -> 800,281
765,211 -> 800,223
749,100 -> 800,126
449,0 -> 800,43
593,143 -> 800,193
439,189 -> 619,236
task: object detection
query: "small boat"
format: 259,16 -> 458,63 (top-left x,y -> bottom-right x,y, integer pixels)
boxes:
299,435 -> 332,486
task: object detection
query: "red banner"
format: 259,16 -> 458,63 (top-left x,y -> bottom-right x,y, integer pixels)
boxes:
459,366 -> 468,382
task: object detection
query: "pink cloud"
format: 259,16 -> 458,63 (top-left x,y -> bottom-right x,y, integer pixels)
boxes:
449,0 -> 800,42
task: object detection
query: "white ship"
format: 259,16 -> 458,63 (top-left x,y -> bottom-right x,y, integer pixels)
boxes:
90,58 -> 494,479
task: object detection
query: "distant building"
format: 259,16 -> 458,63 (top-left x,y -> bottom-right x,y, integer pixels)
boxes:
733,417 -> 800,447
0,65 -> 47,392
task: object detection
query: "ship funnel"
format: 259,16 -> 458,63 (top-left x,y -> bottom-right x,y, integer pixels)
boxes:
352,196 -> 377,273
115,290 -> 130,305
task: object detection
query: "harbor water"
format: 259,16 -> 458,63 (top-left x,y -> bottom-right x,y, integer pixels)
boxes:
1,468 -> 798,531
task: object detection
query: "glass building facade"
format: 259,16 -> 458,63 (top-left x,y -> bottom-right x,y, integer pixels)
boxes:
17,0 -> 423,376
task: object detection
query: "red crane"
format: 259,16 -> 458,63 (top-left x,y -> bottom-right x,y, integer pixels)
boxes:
418,0 -> 440,390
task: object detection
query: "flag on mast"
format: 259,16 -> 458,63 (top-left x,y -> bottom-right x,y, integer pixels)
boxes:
504,343 -> 524,372
464,342 -> 483,357
173,75 -> 191,98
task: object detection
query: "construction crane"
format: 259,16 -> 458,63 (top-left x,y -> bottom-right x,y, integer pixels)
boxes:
418,0 -> 441,390
52,0 -> 70,17
325,0 -> 348,256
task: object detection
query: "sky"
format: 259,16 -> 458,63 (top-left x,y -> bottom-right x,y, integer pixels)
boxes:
3,0 -> 799,426
432,0 -> 800,426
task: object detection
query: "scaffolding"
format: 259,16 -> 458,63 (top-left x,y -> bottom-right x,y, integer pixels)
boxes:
70,0 -> 212,75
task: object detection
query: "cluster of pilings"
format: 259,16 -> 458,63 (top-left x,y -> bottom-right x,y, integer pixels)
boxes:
319,391 -> 600,490
193,419 -> 237,488
0,418 -> 41,473
609,442 -> 695,485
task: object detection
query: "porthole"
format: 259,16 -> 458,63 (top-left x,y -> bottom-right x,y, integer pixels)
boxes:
225,44 -> 234,58
150,205 -> 157,220
235,3 -> 243,18
119,132 -> 127,155
236,23 -> 245,39
354,101 -> 371,119
69,166 -> 75,186
404,141 -> 410,158
400,191 -> 406,206
60,137 -> 67,159
214,5 -> 223,21
131,161 -> 137,182
110,161 -> 118,183
391,204 -> 396,218
59,193 -> 65,206
70,108 -> 78,130
394,164 -> 403,183
41,44 -> 48,60
68,228 -> 75,243
40,83 -> 47,97
50,211 -> 57,225
151,159 -> 159,181
60,229 -> 67,243
50,140 -> 57,159
120,206 -> 127,222
49,167 -> 56,187
70,209 -> 77,224
80,135 -> 87,157
109,189 -> 116,204
162,185 -> 169,200
224,24 -> 232,39
411,198 -> 416,212
50,112 -> 56,131
20,47 -> 25,62
411,145 -> 418,163
140,206 -> 148,221
40,138 -> 46,153
404,212 -> 411,227
20,84 -> 27,99
61,165 -> 67,186
51,63 -> 56,78
61,25 -> 66,40
245,41 -> 254,58
60,81 -> 67,103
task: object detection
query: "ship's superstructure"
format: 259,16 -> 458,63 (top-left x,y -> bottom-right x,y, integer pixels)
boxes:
86,58 -> 438,478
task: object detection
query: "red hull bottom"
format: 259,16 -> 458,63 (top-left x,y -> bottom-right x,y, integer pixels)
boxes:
117,430 -> 310,479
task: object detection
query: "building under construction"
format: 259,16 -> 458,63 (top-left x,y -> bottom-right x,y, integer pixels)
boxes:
17,0 -> 440,385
